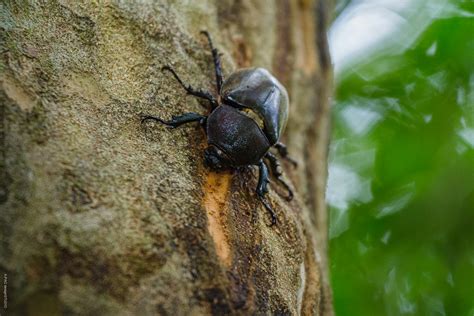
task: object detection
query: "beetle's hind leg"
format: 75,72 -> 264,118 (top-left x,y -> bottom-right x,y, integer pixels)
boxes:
256,160 -> 277,226
141,112 -> 207,129
162,66 -> 218,109
265,152 -> 294,201
200,31 -> 224,93
274,142 -> 298,167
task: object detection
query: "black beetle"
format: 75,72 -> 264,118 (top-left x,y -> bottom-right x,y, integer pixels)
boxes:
141,31 -> 296,225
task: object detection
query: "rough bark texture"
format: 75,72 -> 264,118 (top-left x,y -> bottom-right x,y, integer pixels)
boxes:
0,0 -> 333,315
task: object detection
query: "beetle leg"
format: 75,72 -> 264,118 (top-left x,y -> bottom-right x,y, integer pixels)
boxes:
162,66 -> 218,109
256,160 -> 277,226
274,142 -> 298,167
141,112 -> 207,129
265,152 -> 294,201
200,31 -> 224,94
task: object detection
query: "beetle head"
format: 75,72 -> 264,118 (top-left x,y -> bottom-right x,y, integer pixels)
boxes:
204,145 -> 232,170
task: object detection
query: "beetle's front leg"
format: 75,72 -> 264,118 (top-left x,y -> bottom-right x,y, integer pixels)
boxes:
162,66 -> 218,109
274,142 -> 298,167
256,160 -> 277,226
200,31 -> 224,94
141,112 -> 207,129
265,152 -> 294,201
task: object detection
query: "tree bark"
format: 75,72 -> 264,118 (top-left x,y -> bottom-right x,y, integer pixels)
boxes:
0,0 -> 333,315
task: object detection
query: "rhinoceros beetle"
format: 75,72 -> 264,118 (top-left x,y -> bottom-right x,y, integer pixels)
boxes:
141,31 -> 296,225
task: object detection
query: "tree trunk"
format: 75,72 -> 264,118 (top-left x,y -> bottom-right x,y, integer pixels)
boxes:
0,0 -> 333,315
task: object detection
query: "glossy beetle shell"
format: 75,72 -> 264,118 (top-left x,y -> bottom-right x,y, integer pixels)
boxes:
220,68 -> 289,145
207,105 -> 271,166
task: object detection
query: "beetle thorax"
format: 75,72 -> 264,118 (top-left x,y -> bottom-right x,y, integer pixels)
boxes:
205,105 -> 271,168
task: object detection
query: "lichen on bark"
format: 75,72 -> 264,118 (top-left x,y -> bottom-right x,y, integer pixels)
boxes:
1,0 -> 333,315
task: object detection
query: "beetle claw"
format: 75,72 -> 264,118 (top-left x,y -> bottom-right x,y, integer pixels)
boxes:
140,115 -> 166,125
288,158 -> 298,168
258,195 -> 277,226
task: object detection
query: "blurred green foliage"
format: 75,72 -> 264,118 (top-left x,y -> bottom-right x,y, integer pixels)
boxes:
329,2 -> 474,315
